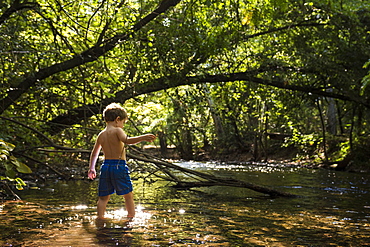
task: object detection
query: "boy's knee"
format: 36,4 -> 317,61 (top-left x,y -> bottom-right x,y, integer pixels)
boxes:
99,195 -> 110,201
123,192 -> 134,199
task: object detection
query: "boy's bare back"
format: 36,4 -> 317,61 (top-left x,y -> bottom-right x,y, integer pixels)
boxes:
97,125 -> 128,160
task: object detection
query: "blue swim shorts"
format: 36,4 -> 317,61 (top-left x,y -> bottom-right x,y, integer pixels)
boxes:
98,159 -> 133,197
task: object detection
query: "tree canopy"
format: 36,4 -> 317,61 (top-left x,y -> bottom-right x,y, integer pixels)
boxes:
1,0 -> 370,176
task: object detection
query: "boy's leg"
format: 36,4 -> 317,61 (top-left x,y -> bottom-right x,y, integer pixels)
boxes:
97,195 -> 110,219
123,192 -> 135,217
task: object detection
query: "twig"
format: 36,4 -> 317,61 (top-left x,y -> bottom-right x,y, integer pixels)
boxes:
3,181 -> 22,200
14,152 -> 68,179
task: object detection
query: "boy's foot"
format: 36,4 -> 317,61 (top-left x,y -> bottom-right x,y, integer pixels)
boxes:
95,217 -> 111,228
124,216 -> 134,222
96,217 -> 110,222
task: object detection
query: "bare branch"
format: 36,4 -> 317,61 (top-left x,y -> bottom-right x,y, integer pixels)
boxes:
244,20 -> 325,40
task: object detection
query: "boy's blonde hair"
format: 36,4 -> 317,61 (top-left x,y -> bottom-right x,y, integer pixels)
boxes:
103,103 -> 128,122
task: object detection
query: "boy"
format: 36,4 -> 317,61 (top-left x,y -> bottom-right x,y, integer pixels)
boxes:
88,103 -> 156,219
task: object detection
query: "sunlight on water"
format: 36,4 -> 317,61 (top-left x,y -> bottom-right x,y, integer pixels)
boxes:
175,160 -> 301,173
104,208 -> 127,219
102,204 -> 152,227
2,163 -> 369,246
71,205 -> 88,210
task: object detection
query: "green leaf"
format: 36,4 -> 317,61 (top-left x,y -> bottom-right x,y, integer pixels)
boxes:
15,177 -> 27,186
0,153 -> 8,160
9,156 -> 32,174
16,183 -> 24,190
5,169 -> 17,179
0,139 -> 15,152
4,162 -> 13,172
360,73 -> 370,96
12,160 -> 32,174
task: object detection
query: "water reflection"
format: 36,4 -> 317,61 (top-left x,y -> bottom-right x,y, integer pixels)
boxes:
102,205 -> 152,226
1,161 -> 370,246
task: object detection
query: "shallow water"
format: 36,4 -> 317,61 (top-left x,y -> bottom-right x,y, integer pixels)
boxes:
1,161 -> 370,246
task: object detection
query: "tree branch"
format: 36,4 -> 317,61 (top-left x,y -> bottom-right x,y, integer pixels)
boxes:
0,1 -> 39,25
243,20 -> 325,40
0,0 -> 182,114
0,116 -> 74,151
126,148 -> 297,197
44,70 -> 370,135
14,152 -> 69,179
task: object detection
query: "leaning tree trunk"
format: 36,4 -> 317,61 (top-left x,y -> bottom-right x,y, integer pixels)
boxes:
128,146 -> 297,197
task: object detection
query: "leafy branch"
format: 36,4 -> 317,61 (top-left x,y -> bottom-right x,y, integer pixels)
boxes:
45,70 -> 370,135
0,0 -> 39,25
0,0 -> 183,113
0,139 -> 31,192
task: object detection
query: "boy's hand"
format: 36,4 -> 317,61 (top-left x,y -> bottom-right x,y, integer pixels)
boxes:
88,169 -> 96,180
145,134 -> 156,142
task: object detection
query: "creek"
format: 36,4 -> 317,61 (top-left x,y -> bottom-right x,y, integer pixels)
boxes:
1,161 -> 369,246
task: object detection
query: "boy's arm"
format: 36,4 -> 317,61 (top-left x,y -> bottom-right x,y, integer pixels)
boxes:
88,138 -> 102,180
126,134 -> 156,145
116,128 -> 156,145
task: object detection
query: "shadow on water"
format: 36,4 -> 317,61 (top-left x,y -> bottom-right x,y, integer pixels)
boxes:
1,161 -> 370,246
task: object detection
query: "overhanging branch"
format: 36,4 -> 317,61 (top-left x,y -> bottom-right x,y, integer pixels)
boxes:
0,0 -> 182,114
0,1 -> 39,25
45,71 -> 369,135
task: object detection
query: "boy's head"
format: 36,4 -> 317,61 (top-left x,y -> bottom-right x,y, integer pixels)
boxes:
103,103 -> 128,122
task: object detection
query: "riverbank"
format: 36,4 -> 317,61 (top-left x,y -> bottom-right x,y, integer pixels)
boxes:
142,145 -> 370,173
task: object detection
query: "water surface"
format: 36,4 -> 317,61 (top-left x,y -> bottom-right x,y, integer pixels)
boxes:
1,161 -> 369,246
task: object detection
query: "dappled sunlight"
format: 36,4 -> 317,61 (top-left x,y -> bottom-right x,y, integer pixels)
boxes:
104,208 -> 129,219
2,198 -> 369,246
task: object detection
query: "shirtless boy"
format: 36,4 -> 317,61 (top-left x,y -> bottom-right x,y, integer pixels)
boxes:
88,103 -> 156,219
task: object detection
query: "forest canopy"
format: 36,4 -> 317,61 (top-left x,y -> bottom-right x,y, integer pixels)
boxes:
1,0 -> 370,177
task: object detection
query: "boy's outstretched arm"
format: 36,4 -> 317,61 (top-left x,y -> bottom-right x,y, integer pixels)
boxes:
126,134 -> 156,145
88,139 -> 102,180
116,128 -> 156,145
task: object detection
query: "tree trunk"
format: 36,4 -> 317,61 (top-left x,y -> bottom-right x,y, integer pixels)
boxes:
326,89 -> 337,135
202,84 -> 225,142
128,146 -> 297,197
158,131 -> 168,156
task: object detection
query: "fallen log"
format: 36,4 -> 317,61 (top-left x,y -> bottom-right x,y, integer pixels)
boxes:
172,179 -> 296,197
127,147 -> 297,198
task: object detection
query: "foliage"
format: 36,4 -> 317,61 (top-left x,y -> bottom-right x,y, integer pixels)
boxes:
0,0 -> 369,170
283,129 -> 322,159
0,139 -> 31,190
360,60 -> 370,96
